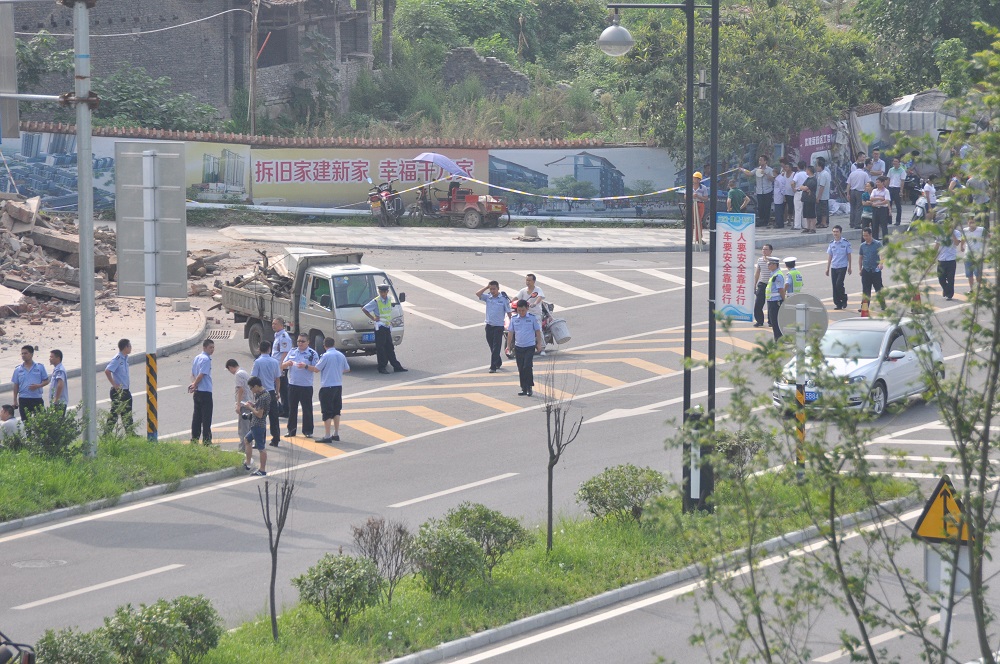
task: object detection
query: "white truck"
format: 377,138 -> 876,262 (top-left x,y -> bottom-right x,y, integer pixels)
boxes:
221,247 -> 405,357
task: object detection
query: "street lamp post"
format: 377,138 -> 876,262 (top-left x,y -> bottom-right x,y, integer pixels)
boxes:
600,0 -> 719,512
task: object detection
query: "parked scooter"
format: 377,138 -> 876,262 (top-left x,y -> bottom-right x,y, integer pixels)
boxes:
0,628 -> 36,664
366,177 -> 404,227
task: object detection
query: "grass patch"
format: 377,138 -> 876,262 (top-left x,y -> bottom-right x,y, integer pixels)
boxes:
204,470 -> 911,663
0,437 -> 242,522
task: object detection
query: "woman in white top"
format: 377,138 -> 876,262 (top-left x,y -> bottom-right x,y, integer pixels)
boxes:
922,175 -> 938,221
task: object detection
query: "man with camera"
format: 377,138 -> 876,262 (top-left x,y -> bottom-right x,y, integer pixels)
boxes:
226,359 -> 251,451
241,377 -> 271,476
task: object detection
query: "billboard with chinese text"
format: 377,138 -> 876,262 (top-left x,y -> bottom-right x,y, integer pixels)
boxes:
715,212 -> 755,322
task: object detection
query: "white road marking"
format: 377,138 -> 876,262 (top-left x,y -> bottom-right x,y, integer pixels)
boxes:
586,388 -> 731,424
867,438 -> 957,447
575,270 -> 656,295
813,614 -> 941,662
390,270 -> 485,312
388,473 -> 519,508
530,273 -> 610,303
400,302 -> 465,329
96,384 -> 181,406
447,270 -> 518,296
11,564 -> 184,610
635,268 -> 696,286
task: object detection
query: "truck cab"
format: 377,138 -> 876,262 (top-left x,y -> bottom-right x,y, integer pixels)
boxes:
300,263 -> 405,354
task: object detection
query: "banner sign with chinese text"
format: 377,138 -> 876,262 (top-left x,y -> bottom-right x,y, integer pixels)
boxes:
715,212 -> 755,322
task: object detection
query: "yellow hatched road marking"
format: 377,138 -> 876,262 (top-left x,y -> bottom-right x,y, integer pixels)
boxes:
350,405 -> 464,428
576,369 -> 626,387
341,420 -> 404,443
283,434 -> 346,458
582,358 -> 678,376
717,336 -> 760,351
531,383 -> 574,400
461,393 -> 522,413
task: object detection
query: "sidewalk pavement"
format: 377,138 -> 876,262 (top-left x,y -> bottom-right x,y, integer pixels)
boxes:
0,297 -> 206,396
220,214 -> 900,253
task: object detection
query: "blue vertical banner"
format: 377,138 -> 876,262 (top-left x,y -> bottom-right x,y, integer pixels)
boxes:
715,212 -> 755,322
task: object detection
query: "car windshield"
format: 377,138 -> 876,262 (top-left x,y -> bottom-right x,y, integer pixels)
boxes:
819,329 -> 884,359
332,274 -> 378,308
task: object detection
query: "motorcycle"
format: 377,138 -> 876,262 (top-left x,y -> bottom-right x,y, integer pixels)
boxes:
504,300 -> 571,356
1,628 -> 35,664
366,177 -> 404,227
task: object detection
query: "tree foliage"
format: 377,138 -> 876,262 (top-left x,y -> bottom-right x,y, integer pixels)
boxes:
619,0 -> 880,157
852,0 -> 1000,92
91,64 -> 218,131
675,27 -> 1000,662
14,31 -> 73,93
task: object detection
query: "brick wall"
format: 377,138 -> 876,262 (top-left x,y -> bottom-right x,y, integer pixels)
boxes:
13,0 -> 238,113
441,47 -> 530,99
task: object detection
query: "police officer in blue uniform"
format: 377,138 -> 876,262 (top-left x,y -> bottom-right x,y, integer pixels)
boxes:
765,257 -> 787,341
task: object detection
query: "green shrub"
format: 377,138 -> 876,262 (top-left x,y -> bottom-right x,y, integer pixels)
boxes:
444,502 -> 529,580
104,600 -> 185,664
35,626 -> 116,664
19,405 -> 84,457
292,553 -> 381,625
413,519 -> 482,597
576,464 -> 667,524
169,595 -> 224,664
103,595 -> 221,664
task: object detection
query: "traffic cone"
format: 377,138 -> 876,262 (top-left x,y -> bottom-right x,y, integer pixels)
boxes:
911,290 -> 922,314
860,294 -> 870,318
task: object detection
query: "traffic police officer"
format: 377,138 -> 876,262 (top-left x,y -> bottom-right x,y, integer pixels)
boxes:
783,257 -> 804,295
364,284 -> 407,374
765,257 -> 787,341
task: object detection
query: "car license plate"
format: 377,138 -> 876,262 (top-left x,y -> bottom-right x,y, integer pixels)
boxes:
361,333 -> 375,343
805,391 -> 819,403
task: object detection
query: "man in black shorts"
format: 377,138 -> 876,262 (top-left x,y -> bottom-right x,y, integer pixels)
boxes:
242,376 -> 272,476
311,336 -> 351,443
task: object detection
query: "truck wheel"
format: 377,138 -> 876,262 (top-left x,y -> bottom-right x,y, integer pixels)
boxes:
247,322 -> 264,358
464,209 -> 482,229
310,330 -> 326,356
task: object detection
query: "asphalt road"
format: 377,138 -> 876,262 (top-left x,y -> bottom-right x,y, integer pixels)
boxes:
1,246 -> 983,657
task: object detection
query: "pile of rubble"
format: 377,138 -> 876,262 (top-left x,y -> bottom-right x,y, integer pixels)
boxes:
223,249 -> 294,298
0,195 -> 118,314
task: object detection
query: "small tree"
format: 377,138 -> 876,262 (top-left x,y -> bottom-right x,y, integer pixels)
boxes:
292,553 -> 381,625
445,502 -> 529,580
351,516 -> 414,605
542,367 -> 582,552
259,474 -> 295,641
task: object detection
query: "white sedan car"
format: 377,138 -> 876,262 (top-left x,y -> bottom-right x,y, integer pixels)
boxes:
772,318 -> 944,417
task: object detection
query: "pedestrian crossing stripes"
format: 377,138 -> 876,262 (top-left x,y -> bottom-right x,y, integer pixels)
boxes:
387,267 -> 980,331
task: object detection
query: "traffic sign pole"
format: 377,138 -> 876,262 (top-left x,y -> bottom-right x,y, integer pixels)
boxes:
795,303 -> 807,479
142,151 -> 158,441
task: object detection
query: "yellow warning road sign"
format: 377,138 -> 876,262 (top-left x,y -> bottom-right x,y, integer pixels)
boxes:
911,475 -> 971,544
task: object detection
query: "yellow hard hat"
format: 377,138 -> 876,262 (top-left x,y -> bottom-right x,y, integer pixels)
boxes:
693,171 -> 703,179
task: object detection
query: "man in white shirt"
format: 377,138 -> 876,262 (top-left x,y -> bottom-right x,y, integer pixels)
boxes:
869,148 -> 886,185
740,155 -> 774,228
0,404 -> 20,443
846,158 -> 869,230
886,157 -> 907,226
792,160 -> 808,230
517,273 -> 546,320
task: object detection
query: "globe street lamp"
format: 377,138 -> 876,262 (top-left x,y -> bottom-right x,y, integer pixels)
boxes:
601,1 -> 720,512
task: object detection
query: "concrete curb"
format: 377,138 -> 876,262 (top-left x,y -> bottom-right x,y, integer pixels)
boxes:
0,464 -> 240,536
0,310 -> 207,396
386,494 -> 919,664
